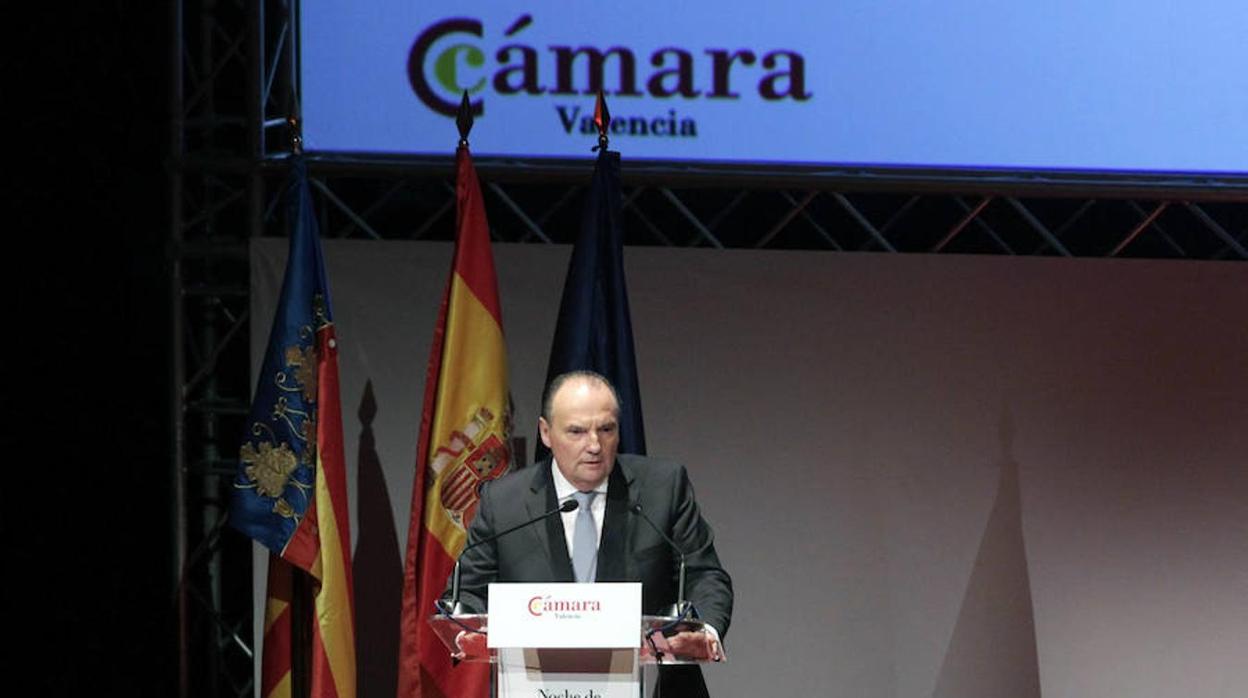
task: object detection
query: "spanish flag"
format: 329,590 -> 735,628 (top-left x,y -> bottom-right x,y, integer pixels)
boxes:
396,142 -> 512,697
231,155 -> 356,698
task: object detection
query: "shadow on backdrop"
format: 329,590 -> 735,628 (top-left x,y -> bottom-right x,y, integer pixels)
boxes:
931,409 -> 1041,698
352,380 -> 402,698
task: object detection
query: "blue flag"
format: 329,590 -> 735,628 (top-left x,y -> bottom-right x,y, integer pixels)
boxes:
229,155 -> 335,562
536,149 -> 646,461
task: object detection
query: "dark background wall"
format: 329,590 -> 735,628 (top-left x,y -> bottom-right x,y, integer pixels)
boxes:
10,5 -> 173,694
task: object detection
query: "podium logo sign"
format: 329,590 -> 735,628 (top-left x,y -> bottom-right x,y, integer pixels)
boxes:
489,583 -> 641,649
529,595 -> 602,618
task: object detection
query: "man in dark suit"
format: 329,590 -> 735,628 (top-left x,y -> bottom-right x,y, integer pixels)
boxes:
447,370 -> 733,695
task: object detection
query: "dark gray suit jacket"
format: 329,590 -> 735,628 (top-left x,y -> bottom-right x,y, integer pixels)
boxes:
446,454 -> 733,695
451,454 -> 728,634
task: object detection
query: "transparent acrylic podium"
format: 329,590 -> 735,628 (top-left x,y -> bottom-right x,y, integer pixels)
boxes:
429,612 -> 725,697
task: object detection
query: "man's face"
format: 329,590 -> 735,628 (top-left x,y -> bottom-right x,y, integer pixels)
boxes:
539,378 -> 620,491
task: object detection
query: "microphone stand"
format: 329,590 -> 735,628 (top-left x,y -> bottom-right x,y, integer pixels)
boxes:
443,498 -> 580,616
630,503 -> 695,620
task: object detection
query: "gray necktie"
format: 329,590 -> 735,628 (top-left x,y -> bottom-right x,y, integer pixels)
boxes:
571,491 -> 598,583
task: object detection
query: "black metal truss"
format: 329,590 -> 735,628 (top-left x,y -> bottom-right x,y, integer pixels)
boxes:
277,168 -> 1248,258
172,2 -> 1247,697
172,1 -> 288,696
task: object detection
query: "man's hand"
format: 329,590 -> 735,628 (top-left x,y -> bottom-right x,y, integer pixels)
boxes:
453,631 -> 488,662
664,630 -> 723,662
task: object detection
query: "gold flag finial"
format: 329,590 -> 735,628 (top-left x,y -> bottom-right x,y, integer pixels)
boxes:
456,91 -> 474,147
592,91 -> 610,152
287,115 -> 303,155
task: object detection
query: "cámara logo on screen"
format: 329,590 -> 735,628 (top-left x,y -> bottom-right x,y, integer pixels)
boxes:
407,14 -> 812,139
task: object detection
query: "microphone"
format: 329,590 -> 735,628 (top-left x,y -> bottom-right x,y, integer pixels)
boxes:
443,498 -> 580,616
629,502 -> 696,619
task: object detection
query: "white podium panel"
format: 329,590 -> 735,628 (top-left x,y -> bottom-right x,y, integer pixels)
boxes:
496,647 -> 640,698
488,582 -> 642,649
489,583 -> 643,698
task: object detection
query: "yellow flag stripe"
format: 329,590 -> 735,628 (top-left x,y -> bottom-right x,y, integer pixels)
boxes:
264,670 -> 292,698
263,597 -> 289,635
315,450 -> 356,698
423,273 -> 508,556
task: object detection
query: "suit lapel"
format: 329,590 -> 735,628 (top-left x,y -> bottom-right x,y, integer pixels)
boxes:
529,461 -> 575,582
596,458 -> 634,582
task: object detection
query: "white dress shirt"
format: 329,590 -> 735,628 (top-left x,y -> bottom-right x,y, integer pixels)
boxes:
551,459 -> 608,558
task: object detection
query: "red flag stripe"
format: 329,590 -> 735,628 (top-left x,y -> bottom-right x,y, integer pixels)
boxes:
397,145 -> 504,698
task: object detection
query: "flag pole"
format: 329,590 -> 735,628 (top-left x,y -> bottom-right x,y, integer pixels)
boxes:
446,91 -> 474,620
286,114 -> 310,698
396,87 -> 505,698
236,110 -> 356,698
533,88 -> 647,462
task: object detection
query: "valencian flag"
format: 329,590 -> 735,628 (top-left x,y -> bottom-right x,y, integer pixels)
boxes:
536,96 -> 646,460
396,116 -> 512,697
230,155 -> 356,698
